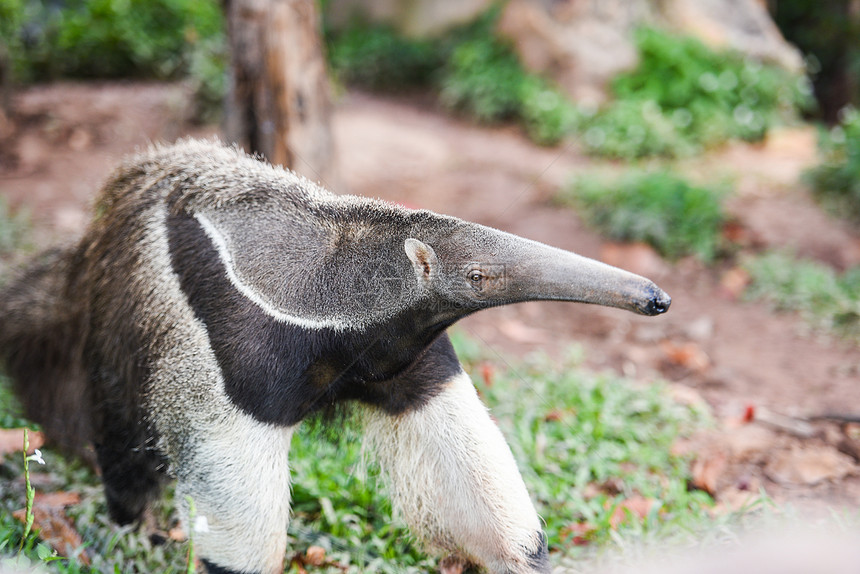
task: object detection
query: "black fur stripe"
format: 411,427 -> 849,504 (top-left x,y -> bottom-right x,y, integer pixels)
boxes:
525,531 -> 550,573
167,212 -> 459,425
201,558 -> 260,574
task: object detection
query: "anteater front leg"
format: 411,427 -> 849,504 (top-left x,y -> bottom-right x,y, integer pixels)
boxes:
362,371 -> 550,574
172,419 -> 295,574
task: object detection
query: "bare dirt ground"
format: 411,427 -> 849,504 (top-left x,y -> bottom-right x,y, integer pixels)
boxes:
1,82 -> 859,517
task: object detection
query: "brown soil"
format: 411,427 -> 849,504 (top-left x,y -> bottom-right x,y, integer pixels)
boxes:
1,82 -> 859,515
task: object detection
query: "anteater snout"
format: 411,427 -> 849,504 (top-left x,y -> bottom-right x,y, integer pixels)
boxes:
642,290 -> 671,315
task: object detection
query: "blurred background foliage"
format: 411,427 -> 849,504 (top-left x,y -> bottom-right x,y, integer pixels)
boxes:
0,0 -> 857,277
0,0 -> 222,80
557,170 -> 729,262
0,0 -> 858,288
0,0 -> 821,150
806,107 -> 860,223
0,0 -> 226,120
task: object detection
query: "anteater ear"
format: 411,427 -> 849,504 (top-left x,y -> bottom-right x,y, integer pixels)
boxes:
404,238 -> 438,285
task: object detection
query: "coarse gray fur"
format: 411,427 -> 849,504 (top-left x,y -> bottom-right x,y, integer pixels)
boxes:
0,138 -> 671,574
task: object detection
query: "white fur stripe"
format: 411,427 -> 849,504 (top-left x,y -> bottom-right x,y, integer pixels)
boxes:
194,212 -> 351,331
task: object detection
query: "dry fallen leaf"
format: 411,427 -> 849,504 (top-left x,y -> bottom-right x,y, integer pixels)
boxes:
34,491 -> 81,509
168,526 -> 187,542
691,450 -> 728,495
480,362 -> 495,387
661,341 -> 711,373
305,545 -> 327,567
0,429 -> 45,457
608,495 -> 655,528
719,266 -> 751,299
13,505 -> 90,566
560,522 -> 596,546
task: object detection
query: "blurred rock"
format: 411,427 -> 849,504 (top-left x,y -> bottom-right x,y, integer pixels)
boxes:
54,206 -> 89,236
718,266 -> 750,300
660,340 -> 711,375
754,407 -> 817,439
498,0 -> 646,106
691,449 -> 728,494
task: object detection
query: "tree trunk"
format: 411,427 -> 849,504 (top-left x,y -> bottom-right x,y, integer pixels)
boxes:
224,0 -> 336,185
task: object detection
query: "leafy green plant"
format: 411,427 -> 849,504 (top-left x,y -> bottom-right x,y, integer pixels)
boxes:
1,0 -> 225,119
439,35 -> 579,144
518,77 -> 581,145
744,251 -> 860,342
20,429 -> 44,548
326,24 -> 442,91
805,107 -> 860,222
439,34 -> 524,122
585,28 -> 813,159
558,170 -> 728,261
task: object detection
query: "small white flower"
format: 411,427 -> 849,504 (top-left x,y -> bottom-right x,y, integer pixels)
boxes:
194,515 -> 210,533
29,449 -> 46,465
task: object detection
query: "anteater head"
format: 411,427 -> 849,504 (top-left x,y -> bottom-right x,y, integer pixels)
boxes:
176,194 -> 669,336
399,219 -> 671,323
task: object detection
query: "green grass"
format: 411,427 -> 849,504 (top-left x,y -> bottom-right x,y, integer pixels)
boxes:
744,252 -> 860,343
0,335 -> 731,572
805,107 -> 860,223
557,170 -> 728,262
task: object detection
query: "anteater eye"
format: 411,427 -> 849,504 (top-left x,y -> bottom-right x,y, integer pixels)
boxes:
469,270 -> 484,283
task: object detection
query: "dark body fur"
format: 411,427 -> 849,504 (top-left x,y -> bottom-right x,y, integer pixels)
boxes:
0,139 -> 670,573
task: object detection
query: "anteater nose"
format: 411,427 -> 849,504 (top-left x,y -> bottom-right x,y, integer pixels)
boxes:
645,292 -> 671,315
